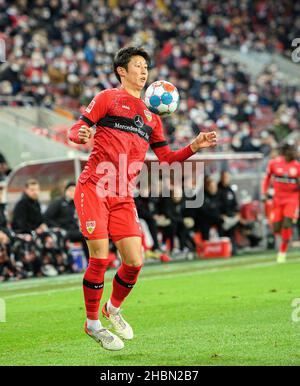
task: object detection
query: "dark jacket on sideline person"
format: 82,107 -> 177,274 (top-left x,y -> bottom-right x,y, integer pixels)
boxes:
218,183 -> 239,217
12,193 -> 43,233
0,203 -> 12,238
44,197 -> 79,231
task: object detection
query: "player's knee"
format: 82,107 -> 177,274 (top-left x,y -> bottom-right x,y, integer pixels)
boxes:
273,222 -> 282,234
87,239 -> 109,259
124,257 -> 143,267
92,250 -> 108,259
282,217 -> 293,229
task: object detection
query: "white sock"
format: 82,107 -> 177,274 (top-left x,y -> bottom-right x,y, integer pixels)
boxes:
87,319 -> 102,331
107,299 -> 120,315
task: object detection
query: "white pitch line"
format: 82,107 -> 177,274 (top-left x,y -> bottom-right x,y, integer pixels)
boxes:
3,258 -> 299,300
0,254 -> 287,292
3,286 -> 81,300
0,275 -> 83,291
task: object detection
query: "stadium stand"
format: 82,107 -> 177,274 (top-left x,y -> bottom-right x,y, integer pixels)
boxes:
1,0 -> 300,153
0,0 -> 299,280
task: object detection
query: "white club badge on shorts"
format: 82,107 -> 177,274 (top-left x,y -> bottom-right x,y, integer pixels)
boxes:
86,220 -> 96,234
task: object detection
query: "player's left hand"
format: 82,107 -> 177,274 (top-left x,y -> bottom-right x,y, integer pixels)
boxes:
78,125 -> 93,144
191,131 -> 217,152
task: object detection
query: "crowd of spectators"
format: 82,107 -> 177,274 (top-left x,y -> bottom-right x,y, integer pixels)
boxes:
0,178 -> 89,281
0,0 -> 299,153
136,171 -> 262,259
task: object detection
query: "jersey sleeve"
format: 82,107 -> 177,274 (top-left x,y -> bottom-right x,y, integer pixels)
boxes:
68,90 -> 110,144
150,115 -> 194,163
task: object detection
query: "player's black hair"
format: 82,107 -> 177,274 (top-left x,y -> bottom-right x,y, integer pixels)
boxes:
64,181 -> 76,192
113,46 -> 151,83
280,141 -> 298,160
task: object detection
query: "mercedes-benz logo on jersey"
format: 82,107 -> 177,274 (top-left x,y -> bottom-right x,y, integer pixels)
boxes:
134,115 -> 144,128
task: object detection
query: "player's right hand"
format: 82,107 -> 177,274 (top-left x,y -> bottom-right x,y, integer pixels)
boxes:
78,125 -> 93,144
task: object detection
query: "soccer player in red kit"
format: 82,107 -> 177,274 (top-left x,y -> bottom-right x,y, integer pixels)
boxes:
262,143 -> 300,263
69,46 -> 217,350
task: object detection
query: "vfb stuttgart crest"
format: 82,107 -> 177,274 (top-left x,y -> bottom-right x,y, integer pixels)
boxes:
86,220 -> 96,234
144,110 -> 152,122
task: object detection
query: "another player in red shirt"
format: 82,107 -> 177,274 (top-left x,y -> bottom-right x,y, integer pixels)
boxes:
69,46 -> 217,351
262,143 -> 300,263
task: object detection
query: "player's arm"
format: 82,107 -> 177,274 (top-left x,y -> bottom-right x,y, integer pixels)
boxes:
68,91 -> 109,144
262,161 -> 273,201
150,116 -> 217,163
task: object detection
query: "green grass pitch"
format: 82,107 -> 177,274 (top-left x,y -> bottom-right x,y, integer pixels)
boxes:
1,251 -> 300,366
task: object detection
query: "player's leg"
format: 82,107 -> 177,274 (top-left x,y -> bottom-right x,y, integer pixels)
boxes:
102,200 -> 143,339
74,182 -> 124,350
277,201 -> 298,263
102,236 -> 142,340
277,216 -> 294,263
273,220 -> 282,250
83,238 -> 124,350
84,239 -> 110,329
110,236 -> 142,306
271,202 -> 284,261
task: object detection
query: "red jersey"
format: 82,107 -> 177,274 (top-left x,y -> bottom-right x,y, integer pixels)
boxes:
69,88 -> 194,195
262,156 -> 300,204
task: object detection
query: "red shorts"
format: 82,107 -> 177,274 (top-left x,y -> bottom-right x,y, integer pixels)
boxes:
270,201 -> 299,223
74,181 -> 142,242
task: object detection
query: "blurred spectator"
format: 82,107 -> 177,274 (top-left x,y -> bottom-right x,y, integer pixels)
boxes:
218,172 -> 239,218
0,246 -> 19,282
44,181 -> 89,261
195,178 -> 223,241
218,171 -> 240,254
0,152 -> 11,181
12,179 -> 46,234
0,181 -> 10,239
135,190 -> 161,252
0,181 -> 20,281
11,179 -> 76,276
157,187 -> 196,254
11,179 -> 45,277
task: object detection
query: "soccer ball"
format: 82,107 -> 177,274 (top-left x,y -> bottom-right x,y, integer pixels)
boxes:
144,80 -> 179,116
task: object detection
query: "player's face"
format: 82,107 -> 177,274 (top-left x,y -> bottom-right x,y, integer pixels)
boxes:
283,147 -> 297,161
25,184 -> 40,200
65,186 -> 75,201
207,180 -> 218,195
125,55 -> 148,90
221,172 -> 230,186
